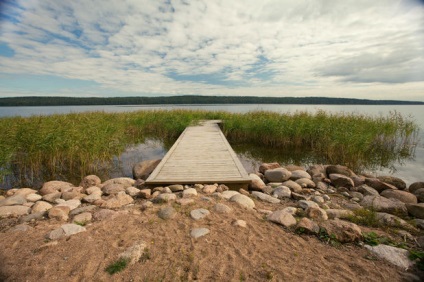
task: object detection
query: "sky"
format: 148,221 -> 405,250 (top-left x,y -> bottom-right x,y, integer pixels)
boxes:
0,0 -> 423,101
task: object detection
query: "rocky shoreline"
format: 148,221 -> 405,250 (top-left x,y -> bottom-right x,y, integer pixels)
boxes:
1,160 -> 424,280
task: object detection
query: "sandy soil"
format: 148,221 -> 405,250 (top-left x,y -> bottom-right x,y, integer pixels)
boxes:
0,197 -> 418,282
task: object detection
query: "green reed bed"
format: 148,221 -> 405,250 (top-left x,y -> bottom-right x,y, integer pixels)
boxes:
0,109 -> 419,188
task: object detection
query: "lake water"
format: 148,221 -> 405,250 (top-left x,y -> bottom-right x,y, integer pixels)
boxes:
1,104 -> 423,187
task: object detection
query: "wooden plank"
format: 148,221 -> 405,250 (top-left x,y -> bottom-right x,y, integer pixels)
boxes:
146,120 -> 251,186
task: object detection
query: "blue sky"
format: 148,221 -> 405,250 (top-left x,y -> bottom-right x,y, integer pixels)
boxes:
0,0 -> 423,100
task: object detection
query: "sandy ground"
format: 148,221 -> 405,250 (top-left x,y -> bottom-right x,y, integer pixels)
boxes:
0,197 -> 418,282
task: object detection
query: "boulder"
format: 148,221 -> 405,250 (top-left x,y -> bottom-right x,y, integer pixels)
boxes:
31,201 -> 53,213
248,173 -> 266,191
0,205 -> 31,217
26,193 -> 42,202
325,209 -> 354,219
319,219 -> 362,243
132,159 -> 161,180
229,194 -> 255,209
405,203 -> 424,219
158,206 -> 177,220
326,165 -> 354,177
190,208 -> 210,220
176,198 -> 194,206
264,168 -> 291,182
357,184 -> 379,196
295,217 -> 320,234
272,186 -> 291,199
365,178 -> 397,193
251,191 -> 280,204
290,170 -> 311,180
0,195 -> 26,207
40,181 -> 74,195
377,176 -> 406,190
360,195 -> 407,216
306,207 -> 328,221
61,189 -> 84,201
267,210 -> 297,227
329,174 -> 354,189
102,183 -> 125,195
259,162 -> 281,174
282,180 -> 302,193
311,195 -> 325,205
13,188 -> 37,196
61,223 -> 86,236
409,182 -> 424,194
48,206 -> 70,221
364,244 -> 413,270
79,175 -> 101,189
102,177 -> 135,188
101,191 -> 134,209
380,190 -> 417,204
295,178 -> 315,188
414,188 -> 424,203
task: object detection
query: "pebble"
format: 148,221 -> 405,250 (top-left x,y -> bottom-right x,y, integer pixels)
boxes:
190,228 -> 210,239
190,208 -> 210,220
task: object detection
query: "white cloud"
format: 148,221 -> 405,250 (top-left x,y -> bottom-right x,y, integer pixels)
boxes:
0,0 -> 423,100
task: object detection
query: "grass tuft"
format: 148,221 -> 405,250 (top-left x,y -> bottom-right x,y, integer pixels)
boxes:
105,258 -> 129,275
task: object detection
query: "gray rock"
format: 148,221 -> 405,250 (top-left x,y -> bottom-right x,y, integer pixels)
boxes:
26,193 -> 42,202
102,183 -> 126,195
306,207 -> 328,221
61,223 -> 87,236
213,203 -> 233,214
183,188 -> 198,198
93,209 -> 117,221
357,184 -> 379,196
168,184 -> 184,192
61,190 -> 84,201
295,178 -> 316,188
311,195 -> 325,204
0,205 -> 31,217
251,191 -> 280,204
163,187 -> 172,194
0,195 -> 27,207
405,203 -> 424,219
282,180 -> 302,193
232,219 -> 247,228
291,192 -> 309,201
307,164 -> 326,177
73,212 -> 92,224
267,210 -> 297,227
329,174 -> 354,189
10,224 -> 33,232
326,209 -> 354,219
158,206 -> 177,220
102,177 -> 135,188
229,194 -> 255,209
323,195 -> 331,201
272,186 -> 291,199
248,173 -> 266,191
282,207 -> 298,215
46,228 -> 65,240
298,200 -> 319,210
360,195 -> 407,216
264,168 -> 292,182
190,208 -> 210,220
409,182 -> 424,194
31,201 -> 53,213
19,211 -> 46,223
377,176 -> 407,190
319,219 -> 362,243
69,205 -> 97,216
380,189 -> 417,204
56,199 -> 81,211
141,201 -> 153,210
40,181 -> 74,195
221,190 -> 240,200
376,212 -> 415,231
351,175 -> 366,187
101,192 -> 134,209
190,228 -> 210,239
365,178 -> 397,193
80,175 -> 101,189
154,193 -> 177,203
349,192 -> 364,201
414,188 -> 424,203
296,217 -> 320,234
119,241 -> 147,265
132,159 -> 161,180
290,170 -> 311,180
364,244 -> 413,270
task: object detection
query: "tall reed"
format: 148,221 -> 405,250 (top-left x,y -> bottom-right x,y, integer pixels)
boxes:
0,109 -> 419,188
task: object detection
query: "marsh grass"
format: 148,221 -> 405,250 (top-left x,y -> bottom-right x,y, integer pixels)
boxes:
0,109 -> 419,188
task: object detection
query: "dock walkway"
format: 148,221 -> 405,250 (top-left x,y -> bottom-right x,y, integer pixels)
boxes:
146,120 -> 251,186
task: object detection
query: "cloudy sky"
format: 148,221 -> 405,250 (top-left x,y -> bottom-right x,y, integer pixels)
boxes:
0,0 -> 423,101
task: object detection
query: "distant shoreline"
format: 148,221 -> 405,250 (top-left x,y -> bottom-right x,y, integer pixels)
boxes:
1,96 -> 424,107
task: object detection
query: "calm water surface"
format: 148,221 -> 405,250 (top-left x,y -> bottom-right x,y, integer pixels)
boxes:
1,104 -> 423,186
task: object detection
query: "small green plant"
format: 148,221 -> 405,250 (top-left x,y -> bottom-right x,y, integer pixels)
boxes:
105,258 -> 129,275
73,221 -> 87,227
409,250 -> 424,271
140,248 -> 151,262
362,232 -> 406,249
347,209 -> 380,227
318,228 -> 341,247
239,271 -> 246,281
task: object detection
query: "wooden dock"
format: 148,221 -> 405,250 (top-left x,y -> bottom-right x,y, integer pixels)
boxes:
146,120 -> 251,186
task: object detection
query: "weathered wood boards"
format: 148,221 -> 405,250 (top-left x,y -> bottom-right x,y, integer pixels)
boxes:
146,120 -> 251,185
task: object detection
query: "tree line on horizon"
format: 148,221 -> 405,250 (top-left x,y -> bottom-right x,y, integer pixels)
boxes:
0,96 -> 423,106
